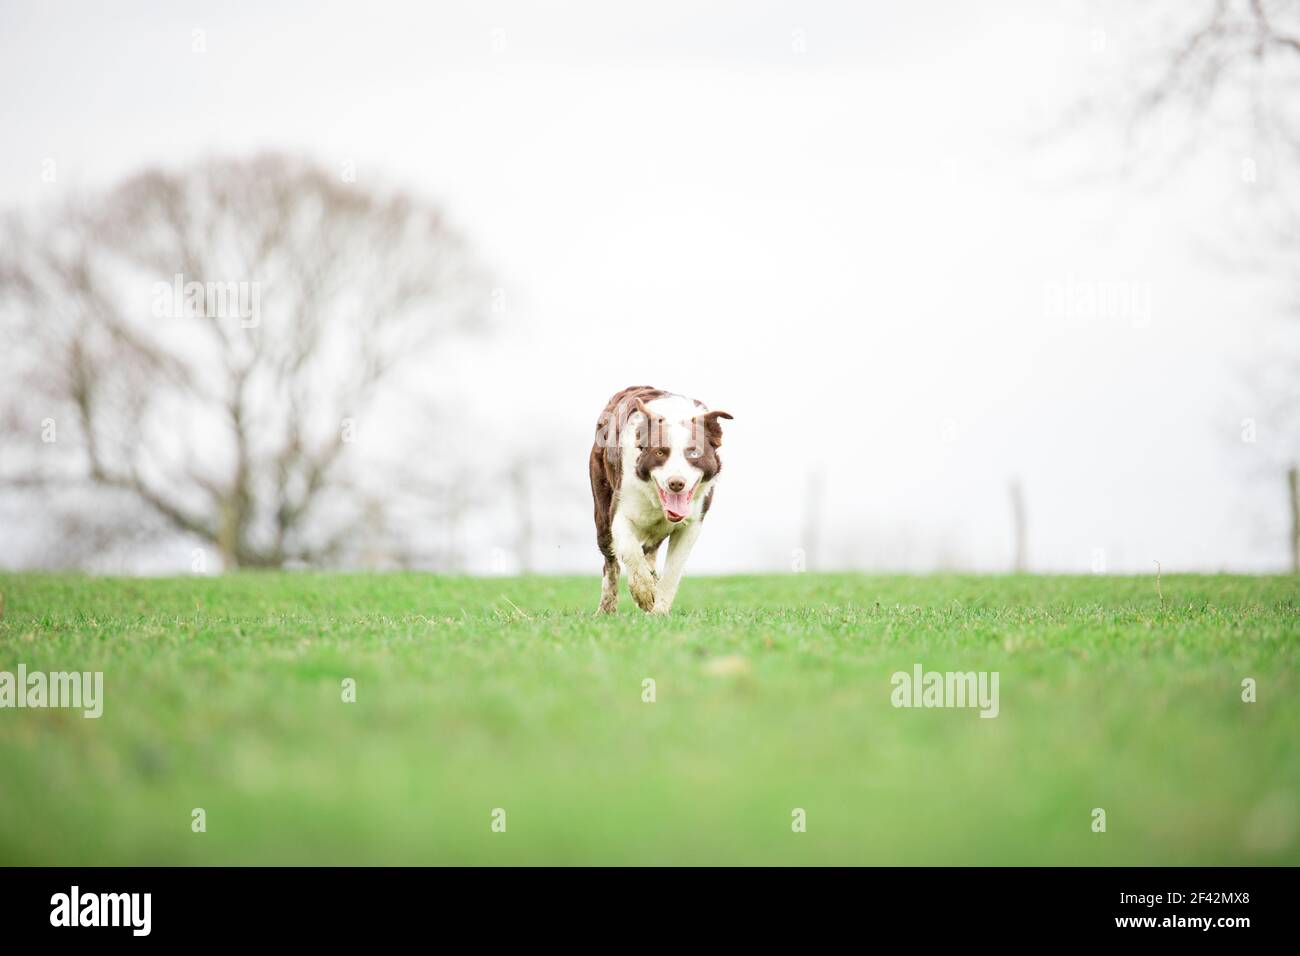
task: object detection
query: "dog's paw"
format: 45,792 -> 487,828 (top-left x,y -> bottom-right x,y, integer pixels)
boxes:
629,570 -> 657,612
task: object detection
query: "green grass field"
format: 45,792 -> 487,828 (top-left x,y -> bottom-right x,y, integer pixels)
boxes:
0,572 -> 1296,865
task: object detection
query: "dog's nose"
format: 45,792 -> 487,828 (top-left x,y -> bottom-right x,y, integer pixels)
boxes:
666,477 -> 686,493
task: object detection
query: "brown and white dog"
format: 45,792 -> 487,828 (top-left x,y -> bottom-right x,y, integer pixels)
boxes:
589,386 -> 732,614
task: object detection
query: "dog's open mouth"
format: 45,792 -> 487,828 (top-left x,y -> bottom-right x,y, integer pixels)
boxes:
656,483 -> 695,522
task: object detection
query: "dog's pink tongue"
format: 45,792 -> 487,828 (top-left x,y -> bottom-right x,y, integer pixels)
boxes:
663,490 -> 691,518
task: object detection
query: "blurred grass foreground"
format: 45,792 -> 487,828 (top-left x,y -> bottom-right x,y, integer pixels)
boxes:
0,572 -> 1296,865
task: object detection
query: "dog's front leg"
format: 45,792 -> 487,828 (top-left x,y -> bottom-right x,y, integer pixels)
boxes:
597,557 -> 620,614
612,514 -> 656,612
652,520 -> 703,615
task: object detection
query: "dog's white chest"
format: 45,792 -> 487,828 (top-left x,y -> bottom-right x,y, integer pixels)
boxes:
617,475 -> 708,542
619,479 -> 680,537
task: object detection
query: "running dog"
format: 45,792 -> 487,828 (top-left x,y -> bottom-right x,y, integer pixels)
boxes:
589,386 -> 732,614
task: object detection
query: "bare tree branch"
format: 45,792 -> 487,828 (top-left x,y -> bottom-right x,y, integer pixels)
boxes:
0,153 -> 490,568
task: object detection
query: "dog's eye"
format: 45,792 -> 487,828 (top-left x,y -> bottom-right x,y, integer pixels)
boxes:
686,447 -> 703,460
655,448 -> 668,458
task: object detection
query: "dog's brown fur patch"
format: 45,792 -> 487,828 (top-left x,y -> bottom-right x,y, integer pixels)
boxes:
589,386 -> 667,562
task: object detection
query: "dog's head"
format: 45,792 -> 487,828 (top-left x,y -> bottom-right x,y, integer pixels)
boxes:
633,398 -> 733,523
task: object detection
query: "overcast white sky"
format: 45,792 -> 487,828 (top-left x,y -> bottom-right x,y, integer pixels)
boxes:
1,0 -> 1294,573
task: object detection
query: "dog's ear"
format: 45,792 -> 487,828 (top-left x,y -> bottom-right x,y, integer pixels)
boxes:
633,397 -> 664,447
696,410 -> 733,448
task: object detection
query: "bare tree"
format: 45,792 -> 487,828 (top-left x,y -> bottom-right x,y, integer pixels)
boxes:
1065,0 -> 1300,570
0,154 -> 487,569
1057,1 -> 1300,183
